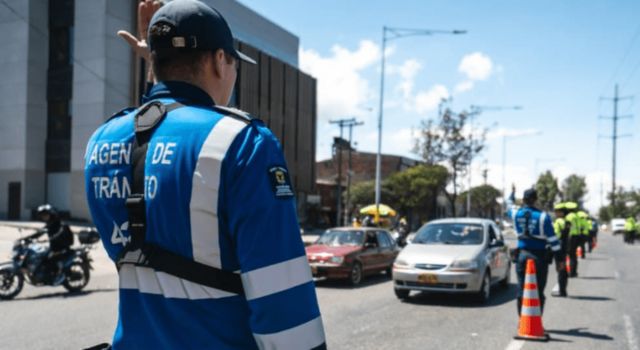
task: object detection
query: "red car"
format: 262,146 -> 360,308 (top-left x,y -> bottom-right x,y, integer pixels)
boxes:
305,227 -> 400,285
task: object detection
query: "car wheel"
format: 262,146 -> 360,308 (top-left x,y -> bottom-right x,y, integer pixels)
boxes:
349,262 -> 363,286
476,271 -> 491,303
500,263 -> 511,289
394,287 -> 410,300
385,265 -> 393,277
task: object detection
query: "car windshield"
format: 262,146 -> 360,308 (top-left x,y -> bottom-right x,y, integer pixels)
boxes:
316,230 -> 365,247
412,223 -> 484,245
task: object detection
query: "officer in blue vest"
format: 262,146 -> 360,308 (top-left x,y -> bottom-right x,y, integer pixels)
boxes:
509,189 -> 564,315
84,1 -> 325,349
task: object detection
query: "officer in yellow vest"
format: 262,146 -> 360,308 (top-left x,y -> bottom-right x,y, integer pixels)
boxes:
552,203 -> 570,297
577,210 -> 590,259
564,202 -> 581,277
624,216 -> 636,244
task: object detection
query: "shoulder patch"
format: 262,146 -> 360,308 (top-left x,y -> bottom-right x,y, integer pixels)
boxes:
212,105 -> 254,124
105,107 -> 137,124
268,166 -> 294,198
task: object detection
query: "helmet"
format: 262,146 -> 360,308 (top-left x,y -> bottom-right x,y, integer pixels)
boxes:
36,204 -> 58,222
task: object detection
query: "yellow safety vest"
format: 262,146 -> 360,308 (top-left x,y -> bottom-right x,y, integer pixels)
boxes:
566,212 -> 581,236
553,218 -> 566,238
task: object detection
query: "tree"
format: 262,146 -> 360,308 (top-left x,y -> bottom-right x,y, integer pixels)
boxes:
561,174 -> 587,204
535,171 -> 559,212
384,164 -> 449,222
414,107 -> 487,217
598,187 -> 640,221
349,181 -> 376,210
459,185 -> 501,218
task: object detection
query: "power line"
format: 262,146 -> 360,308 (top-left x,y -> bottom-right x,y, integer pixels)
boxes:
601,22 -> 640,94
1,0 -> 131,101
600,84 -> 634,207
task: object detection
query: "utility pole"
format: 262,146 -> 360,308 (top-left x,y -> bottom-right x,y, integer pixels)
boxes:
344,120 -> 364,226
330,118 -> 361,226
600,84 -> 633,208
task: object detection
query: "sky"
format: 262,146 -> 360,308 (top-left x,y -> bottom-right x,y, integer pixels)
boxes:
239,0 -> 640,213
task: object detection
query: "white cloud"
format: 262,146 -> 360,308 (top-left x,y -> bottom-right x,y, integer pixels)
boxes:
414,85 -> 450,114
487,127 -> 541,140
458,52 -> 494,81
455,81 -> 474,93
388,59 -> 422,98
300,40 -> 381,122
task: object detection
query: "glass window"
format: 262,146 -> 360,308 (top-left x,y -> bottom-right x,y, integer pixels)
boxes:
316,230 -> 364,247
376,231 -> 392,247
413,223 -> 484,245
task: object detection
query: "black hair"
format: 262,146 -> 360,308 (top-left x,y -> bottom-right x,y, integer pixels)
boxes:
149,22 -> 210,81
149,22 -> 237,82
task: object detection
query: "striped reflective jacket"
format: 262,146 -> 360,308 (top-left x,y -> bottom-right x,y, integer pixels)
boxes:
509,206 -> 561,252
85,81 -> 325,350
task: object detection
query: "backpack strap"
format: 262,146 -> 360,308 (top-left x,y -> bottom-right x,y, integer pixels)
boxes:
116,101 -> 245,296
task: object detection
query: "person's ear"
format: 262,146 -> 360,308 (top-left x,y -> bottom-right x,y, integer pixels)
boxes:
212,49 -> 226,79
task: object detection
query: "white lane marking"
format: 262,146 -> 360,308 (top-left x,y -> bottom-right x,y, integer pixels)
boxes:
615,270 -> 620,279
624,314 -> 639,350
504,339 -> 525,350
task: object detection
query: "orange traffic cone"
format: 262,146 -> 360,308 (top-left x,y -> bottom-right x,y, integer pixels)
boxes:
515,259 -> 549,341
577,246 -> 583,258
565,256 -> 571,274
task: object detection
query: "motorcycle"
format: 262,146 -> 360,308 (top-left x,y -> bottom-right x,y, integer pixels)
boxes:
0,228 -> 100,300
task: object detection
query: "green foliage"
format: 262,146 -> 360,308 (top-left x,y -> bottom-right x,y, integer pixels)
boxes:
414,107 -> 487,216
598,187 -> 640,221
347,165 -> 449,222
384,164 -> 449,216
459,185 -> 502,218
561,174 -> 587,204
349,181 -> 376,209
535,171 -> 559,211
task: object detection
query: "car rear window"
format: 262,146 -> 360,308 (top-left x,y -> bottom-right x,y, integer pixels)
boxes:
412,223 -> 484,245
316,230 -> 365,246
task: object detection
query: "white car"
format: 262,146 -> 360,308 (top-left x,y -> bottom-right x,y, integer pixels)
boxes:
392,218 -> 511,303
610,218 -> 626,235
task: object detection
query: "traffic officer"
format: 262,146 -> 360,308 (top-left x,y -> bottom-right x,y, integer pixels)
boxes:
84,1 -> 326,349
577,210 -> 590,258
508,189 -> 563,315
552,203 -> 569,297
564,202 -> 581,277
624,216 -> 636,244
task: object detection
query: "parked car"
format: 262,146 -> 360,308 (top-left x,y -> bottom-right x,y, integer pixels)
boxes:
610,218 -> 626,235
306,227 -> 400,285
392,218 -> 510,303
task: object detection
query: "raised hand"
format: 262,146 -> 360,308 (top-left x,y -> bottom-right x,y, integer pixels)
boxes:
117,0 -> 162,61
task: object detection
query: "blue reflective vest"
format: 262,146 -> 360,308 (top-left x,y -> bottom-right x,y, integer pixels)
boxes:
509,206 -> 561,252
85,82 -> 325,349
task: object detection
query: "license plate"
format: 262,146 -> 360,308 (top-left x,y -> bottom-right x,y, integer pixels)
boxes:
418,273 -> 438,284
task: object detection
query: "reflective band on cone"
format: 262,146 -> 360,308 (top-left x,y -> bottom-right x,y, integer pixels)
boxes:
515,259 -> 550,341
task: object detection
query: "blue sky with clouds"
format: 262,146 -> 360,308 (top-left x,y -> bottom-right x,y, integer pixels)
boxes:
239,0 -> 640,212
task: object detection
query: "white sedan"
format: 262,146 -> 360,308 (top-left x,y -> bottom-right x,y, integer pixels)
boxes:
392,218 -> 511,303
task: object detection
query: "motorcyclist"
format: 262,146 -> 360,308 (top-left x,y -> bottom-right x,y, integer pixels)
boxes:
27,204 -> 74,283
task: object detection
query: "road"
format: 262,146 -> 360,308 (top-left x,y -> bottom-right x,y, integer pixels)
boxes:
0,224 -> 638,350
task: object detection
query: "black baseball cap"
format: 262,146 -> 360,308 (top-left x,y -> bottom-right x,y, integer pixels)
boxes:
523,188 -> 538,201
148,0 -> 256,64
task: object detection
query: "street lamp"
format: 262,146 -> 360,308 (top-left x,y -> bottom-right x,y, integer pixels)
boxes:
375,26 -> 466,221
466,105 -> 522,217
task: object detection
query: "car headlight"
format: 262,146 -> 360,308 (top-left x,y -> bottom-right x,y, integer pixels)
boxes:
329,256 -> 344,264
393,259 -> 410,268
449,259 -> 479,271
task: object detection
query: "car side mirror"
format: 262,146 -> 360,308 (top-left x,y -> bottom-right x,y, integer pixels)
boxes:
489,239 -> 504,248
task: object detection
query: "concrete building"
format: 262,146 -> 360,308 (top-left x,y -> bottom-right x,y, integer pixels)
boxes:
0,0 -> 316,220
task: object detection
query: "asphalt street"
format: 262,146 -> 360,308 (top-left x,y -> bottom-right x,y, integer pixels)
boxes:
0,224 -> 638,350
